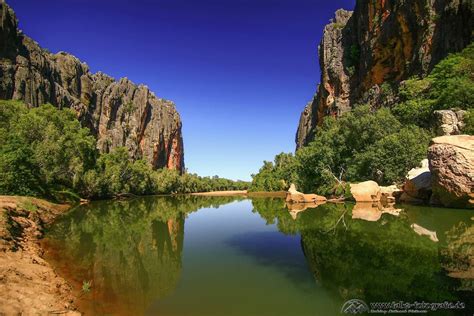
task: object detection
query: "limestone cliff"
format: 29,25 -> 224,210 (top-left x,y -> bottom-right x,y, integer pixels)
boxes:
0,1 -> 184,172
296,0 -> 473,149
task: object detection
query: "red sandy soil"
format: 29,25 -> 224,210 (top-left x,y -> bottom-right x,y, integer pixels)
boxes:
0,196 -> 80,315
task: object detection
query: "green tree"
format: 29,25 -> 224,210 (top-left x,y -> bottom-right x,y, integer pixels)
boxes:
0,101 -> 96,197
249,153 -> 296,192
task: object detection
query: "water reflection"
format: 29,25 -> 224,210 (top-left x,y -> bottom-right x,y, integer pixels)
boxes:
44,196 -> 473,315
251,199 -> 474,311
45,195 -> 243,315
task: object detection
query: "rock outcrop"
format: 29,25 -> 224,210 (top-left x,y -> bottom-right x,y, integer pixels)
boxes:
428,135 -> 474,209
0,2 -> 184,172
433,109 -> 467,136
296,0 -> 473,149
286,184 -> 327,204
349,180 -> 381,202
380,185 -> 402,204
400,159 -> 432,204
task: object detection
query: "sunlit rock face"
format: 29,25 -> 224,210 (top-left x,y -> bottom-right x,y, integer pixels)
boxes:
296,0 -> 473,149
428,135 -> 474,209
0,2 -> 184,172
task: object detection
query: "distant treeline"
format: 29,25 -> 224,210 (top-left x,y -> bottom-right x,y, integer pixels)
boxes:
0,101 -> 249,201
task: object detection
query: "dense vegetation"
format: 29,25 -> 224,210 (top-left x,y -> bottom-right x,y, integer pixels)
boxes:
393,43 -> 474,128
0,101 -> 248,200
250,43 -> 474,196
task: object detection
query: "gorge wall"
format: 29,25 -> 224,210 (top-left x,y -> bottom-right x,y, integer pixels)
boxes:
296,0 -> 473,149
0,1 -> 184,172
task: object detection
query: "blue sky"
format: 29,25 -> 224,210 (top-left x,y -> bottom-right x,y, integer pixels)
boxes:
8,0 -> 354,180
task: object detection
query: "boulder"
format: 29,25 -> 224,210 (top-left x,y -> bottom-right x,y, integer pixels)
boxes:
286,184 -> 327,204
349,181 -> 381,202
401,159 -> 432,202
433,109 -> 466,136
428,135 -> 474,209
380,185 -> 402,204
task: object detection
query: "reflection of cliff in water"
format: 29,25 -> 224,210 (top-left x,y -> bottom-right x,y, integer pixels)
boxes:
251,199 -> 474,308
45,195 -> 242,315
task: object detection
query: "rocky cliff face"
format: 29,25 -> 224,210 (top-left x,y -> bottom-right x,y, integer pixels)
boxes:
296,0 -> 473,149
0,1 -> 184,172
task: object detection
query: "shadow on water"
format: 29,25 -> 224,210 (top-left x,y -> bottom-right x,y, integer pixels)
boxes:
225,231 -> 315,291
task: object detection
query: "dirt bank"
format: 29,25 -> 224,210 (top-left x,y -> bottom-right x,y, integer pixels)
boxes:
0,196 -> 80,315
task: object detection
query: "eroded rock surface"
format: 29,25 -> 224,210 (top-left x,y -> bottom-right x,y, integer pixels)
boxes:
400,159 -> 432,204
296,0 -> 473,148
350,180 -> 381,202
0,2 -> 184,171
433,109 -> 467,136
428,135 -> 474,209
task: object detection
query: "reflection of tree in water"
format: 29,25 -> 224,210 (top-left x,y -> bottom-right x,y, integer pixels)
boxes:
251,199 -> 473,309
441,220 -> 474,291
46,195 -> 242,315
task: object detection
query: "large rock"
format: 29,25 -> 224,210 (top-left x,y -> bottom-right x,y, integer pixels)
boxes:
286,184 -> 327,204
380,185 -> 402,204
428,135 -> 474,209
400,159 -> 432,203
0,2 -> 184,172
349,180 -> 381,202
433,109 -> 467,136
296,0 -> 473,149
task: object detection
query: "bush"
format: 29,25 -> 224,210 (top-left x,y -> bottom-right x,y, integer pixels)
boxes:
251,106 -> 431,195
249,153 -> 297,192
294,105 -> 425,194
0,101 -> 96,197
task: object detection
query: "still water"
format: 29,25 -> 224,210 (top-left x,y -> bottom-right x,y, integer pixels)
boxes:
44,196 -> 473,315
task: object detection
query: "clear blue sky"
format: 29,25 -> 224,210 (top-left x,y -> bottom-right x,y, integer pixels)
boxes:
8,0 -> 354,180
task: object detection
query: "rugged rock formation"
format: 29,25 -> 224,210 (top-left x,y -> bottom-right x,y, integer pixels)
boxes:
0,2 -> 184,171
428,135 -> 474,209
433,109 -> 467,136
296,0 -> 473,149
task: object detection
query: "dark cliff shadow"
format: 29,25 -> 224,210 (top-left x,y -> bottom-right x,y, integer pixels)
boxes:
224,231 -> 315,291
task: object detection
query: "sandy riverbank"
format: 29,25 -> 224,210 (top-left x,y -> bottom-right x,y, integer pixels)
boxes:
0,196 -> 80,315
191,190 -> 287,198
191,190 -> 248,196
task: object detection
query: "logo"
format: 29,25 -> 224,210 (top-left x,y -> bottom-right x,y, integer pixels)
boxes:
341,299 -> 369,314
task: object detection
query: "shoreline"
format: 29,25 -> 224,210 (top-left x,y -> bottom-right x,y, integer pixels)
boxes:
0,196 -> 80,315
190,190 -> 287,198
190,190 -> 248,196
